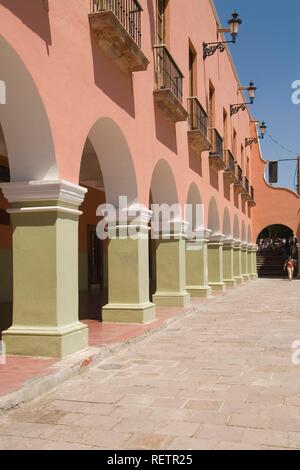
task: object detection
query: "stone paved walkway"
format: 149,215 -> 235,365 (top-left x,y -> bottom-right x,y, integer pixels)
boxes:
1,279 -> 300,450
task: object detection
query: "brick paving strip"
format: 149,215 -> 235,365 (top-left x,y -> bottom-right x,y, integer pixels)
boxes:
1,279 -> 300,450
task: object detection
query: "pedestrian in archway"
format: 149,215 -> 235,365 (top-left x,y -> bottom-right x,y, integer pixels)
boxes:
283,256 -> 295,281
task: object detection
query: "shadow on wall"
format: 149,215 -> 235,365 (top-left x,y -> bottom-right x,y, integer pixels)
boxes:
147,0 -> 156,45
188,146 -> 202,177
90,31 -> 136,118
0,0 -> 52,53
223,179 -> 231,202
209,167 -> 219,192
154,105 -> 178,154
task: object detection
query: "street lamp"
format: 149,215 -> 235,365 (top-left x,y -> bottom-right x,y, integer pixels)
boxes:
230,81 -> 257,116
245,121 -> 267,147
203,11 -> 242,60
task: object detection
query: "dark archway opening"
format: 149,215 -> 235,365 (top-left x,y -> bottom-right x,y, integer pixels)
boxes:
256,224 -> 298,278
0,123 -> 12,340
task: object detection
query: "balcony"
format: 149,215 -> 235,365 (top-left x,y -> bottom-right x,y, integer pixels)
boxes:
209,128 -> 226,171
234,164 -> 244,194
248,185 -> 256,207
89,0 -> 149,73
187,98 -> 211,154
241,176 -> 251,201
223,150 -> 237,184
153,45 -> 188,123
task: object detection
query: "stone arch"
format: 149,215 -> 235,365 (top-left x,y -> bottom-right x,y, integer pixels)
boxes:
0,35 -> 57,181
233,215 -> 240,240
208,197 -> 220,235
223,208 -> 231,239
82,117 -> 138,208
185,183 -> 204,235
241,221 -> 247,243
150,159 -> 179,207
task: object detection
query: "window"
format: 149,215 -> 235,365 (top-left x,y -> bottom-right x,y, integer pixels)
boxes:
223,109 -> 228,149
157,0 -> 166,44
209,82 -> 215,128
241,144 -> 245,170
232,129 -> 237,156
189,43 -> 197,97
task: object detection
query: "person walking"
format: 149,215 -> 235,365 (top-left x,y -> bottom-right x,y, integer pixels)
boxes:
283,256 -> 295,281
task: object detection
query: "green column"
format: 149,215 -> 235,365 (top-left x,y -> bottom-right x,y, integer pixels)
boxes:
186,229 -> 212,298
233,240 -> 243,284
0,180 -> 89,358
153,221 -> 191,307
247,244 -> 253,279
102,208 -> 156,324
241,243 -> 250,282
251,244 -> 258,280
223,238 -> 237,288
208,234 -> 226,292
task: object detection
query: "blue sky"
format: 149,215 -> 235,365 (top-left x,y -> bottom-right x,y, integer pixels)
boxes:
214,0 -> 300,190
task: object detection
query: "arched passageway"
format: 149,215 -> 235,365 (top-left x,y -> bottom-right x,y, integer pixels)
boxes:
0,36 -> 57,347
0,123 -> 12,339
256,224 -> 298,278
77,117 -> 152,324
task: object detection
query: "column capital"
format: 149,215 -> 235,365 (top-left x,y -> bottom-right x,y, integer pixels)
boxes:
105,205 -> 152,234
208,233 -> 225,244
1,180 -> 87,216
234,240 -> 243,248
241,242 -> 248,250
152,219 -> 189,240
223,237 -> 235,248
0,180 -> 87,205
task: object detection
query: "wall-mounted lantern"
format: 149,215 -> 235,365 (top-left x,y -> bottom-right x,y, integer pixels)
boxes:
203,11 -> 242,60
230,81 -> 257,116
245,121 -> 267,147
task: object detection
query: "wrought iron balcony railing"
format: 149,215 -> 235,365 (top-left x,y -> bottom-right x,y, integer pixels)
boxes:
210,128 -> 224,158
154,45 -> 184,103
225,149 -> 235,174
188,97 -> 208,136
244,176 -> 250,194
91,0 -> 142,47
236,165 -> 243,185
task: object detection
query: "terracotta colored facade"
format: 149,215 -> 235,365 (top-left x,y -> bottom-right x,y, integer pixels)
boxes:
0,0 -> 299,357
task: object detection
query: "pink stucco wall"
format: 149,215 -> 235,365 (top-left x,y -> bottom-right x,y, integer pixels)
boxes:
0,0 -> 255,241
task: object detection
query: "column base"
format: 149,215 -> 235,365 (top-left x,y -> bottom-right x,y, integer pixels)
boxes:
224,279 -> 237,288
102,302 -> 156,324
242,275 -> 250,282
234,276 -> 244,284
2,322 -> 88,358
209,282 -> 226,292
152,292 -> 191,308
187,286 -> 212,298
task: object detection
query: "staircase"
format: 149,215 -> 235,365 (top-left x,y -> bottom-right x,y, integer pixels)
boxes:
257,249 -> 287,278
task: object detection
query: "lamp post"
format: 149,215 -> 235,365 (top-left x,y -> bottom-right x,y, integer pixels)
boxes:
203,11 -> 242,59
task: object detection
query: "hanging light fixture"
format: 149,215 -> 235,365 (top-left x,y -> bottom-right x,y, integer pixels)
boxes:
203,11 -> 242,59
245,122 -> 268,147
